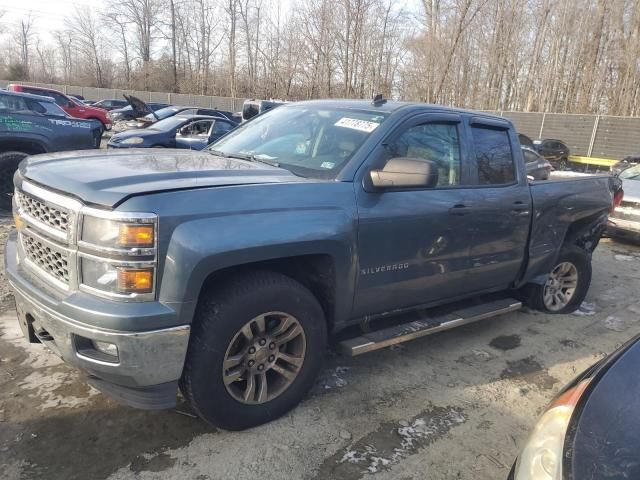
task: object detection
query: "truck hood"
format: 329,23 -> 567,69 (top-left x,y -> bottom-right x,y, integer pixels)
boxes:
19,149 -> 305,208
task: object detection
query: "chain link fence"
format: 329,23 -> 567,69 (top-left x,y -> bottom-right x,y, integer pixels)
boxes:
2,79 -> 639,159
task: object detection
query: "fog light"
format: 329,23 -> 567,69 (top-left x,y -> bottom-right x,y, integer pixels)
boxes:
92,340 -> 118,357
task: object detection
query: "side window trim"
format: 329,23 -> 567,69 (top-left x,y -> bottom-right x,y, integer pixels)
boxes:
378,113 -> 471,189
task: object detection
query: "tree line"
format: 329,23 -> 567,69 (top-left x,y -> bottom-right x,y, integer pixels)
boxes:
0,0 -> 638,116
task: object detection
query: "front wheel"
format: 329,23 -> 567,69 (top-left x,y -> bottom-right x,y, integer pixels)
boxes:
520,246 -> 592,314
0,151 -> 28,211
180,271 -> 327,430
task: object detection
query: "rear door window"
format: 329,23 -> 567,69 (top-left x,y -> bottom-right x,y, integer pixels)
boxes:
470,125 -> 515,185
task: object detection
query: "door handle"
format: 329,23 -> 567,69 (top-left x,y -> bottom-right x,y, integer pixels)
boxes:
448,204 -> 474,215
511,201 -> 530,216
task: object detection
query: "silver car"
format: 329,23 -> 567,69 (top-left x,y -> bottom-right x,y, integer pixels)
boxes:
608,164 -> 640,242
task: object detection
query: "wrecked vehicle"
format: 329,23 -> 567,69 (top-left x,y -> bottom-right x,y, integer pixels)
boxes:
5,99 -> 621,430
111,95 -> 239,134
607,164 -> 640,243
108,95 -> 170,123
108,114 -> 238,150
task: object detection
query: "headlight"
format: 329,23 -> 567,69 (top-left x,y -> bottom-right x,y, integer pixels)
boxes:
121,137 -> 144,145
80,257 -> 154,296
79,211 -> 157,300
82,215 -> 155,249
514,380 -> 591,480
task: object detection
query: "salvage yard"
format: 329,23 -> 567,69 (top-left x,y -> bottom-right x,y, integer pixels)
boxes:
1,212 -> 640,480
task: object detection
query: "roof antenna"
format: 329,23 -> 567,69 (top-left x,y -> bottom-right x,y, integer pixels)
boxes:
372,94 -> 387,106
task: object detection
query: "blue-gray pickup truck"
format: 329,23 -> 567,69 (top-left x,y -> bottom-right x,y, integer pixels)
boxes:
5,99 -> 621,430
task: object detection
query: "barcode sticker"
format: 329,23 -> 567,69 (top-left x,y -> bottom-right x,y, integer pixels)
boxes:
334,117 -> 380,133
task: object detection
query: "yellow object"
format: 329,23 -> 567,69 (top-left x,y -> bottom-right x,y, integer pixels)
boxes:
118,224 -> 154,247
569,155 -> 618,167
117,269 -> 153,293
13,213 -> 23,230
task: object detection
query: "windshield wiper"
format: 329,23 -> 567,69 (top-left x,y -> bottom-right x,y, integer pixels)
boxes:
209,150 -> 280,168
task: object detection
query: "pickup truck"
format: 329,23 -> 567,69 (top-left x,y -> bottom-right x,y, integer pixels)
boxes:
0,89 -> 102,210
5,99 -> 621,430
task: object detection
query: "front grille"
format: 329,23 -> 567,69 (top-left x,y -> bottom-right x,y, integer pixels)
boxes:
22,233 -> 70,285
16,191 -> 69,233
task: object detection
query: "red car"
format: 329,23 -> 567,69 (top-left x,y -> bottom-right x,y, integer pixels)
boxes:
7,84 -> 112,133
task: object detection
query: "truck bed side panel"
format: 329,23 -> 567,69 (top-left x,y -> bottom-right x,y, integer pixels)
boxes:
522,176 -> 614,284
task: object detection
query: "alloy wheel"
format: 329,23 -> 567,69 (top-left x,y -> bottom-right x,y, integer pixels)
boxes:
222,312 -> 306,405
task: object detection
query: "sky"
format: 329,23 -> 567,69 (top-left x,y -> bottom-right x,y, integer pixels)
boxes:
0,0 -> 98,34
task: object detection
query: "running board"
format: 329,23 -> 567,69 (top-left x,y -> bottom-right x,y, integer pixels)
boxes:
339,298 -> 522,356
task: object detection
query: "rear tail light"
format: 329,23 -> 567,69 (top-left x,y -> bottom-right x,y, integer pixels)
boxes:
612,188 -> 624,212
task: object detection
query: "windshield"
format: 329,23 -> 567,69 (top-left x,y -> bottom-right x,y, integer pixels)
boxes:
147,116 -> 188,131
620,165 -> 640,180
208,104 -> 388,178
144,106 -> 181,121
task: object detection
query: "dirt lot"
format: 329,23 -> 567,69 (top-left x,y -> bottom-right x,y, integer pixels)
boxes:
1,213 -> 640,480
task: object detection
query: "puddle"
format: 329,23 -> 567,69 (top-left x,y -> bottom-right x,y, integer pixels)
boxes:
500,357 -> 558,390
489,335 -> 521,351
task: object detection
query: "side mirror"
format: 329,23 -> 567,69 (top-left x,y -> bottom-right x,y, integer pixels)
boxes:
370,158 -> 438,189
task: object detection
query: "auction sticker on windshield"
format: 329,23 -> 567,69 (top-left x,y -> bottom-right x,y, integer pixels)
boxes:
334,117 -> 380,133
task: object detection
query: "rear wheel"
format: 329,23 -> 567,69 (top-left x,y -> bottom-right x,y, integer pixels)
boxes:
0,151 -> 28,211
558,157 -> 569,170
520,246 -> 591,314
180,271 -> 327,430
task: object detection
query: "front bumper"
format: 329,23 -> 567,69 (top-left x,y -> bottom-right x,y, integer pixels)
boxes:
5,232 -> 190,407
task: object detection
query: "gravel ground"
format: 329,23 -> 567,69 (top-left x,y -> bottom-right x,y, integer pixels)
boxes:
1,223 -> 640,480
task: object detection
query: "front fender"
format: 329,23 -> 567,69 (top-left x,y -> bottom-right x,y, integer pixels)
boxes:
159,208 -> 357,322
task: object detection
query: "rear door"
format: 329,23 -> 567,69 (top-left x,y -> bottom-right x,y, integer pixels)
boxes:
462,118 -> 531,292
353,112 -> 478,317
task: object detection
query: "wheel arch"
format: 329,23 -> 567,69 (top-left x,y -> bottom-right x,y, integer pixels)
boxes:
0,138 -> 48,155
196,255 -> 338,331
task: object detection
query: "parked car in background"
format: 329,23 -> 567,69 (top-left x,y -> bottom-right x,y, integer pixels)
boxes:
607,164 -> 639,243
108,98 -> 170,122
108,114 -> 238,150
509,335 -> 640,480
533,138 -> 570,170
5,99 -> 621,429
518,133 -> 534,148
0,89 -> 101,209
90,99 -> 129,111
242,99 -> 285,121
6,84 -> 112,134
522,146 -> 551,180
610,154 -> 640,176
113,105 -> 238,133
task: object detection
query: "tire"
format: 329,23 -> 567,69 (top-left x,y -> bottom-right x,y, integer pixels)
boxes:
559,157 -> 568,171
0,151 -> 28,211
520,246 -> 592,314
180,271 -> 327,430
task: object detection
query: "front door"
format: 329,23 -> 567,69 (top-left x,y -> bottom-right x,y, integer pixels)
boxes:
175,119 -> 215,150
352,113 -> 477,318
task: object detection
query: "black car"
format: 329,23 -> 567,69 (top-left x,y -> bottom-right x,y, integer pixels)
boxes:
523,146 -> 552,180
0,90 -> 101,209
533,138 -> 571,169
510,335 -> 640,479
90,99 -> 129,111
107,114 -> 238,150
